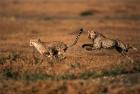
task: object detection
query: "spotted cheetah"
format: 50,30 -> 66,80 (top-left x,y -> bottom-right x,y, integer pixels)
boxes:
30,28 -> 84,59
82,30 -> 137,56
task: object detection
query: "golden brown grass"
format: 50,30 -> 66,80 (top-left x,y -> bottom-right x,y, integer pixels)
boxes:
0,0 -> 140,94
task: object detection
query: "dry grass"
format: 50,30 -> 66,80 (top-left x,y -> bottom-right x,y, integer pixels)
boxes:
0,0 -> 140,94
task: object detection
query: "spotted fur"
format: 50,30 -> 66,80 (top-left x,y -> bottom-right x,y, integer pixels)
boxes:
82,30 -> 137,56
30,28 -> 84,59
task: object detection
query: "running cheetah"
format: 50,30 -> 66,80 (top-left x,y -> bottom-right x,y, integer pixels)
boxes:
30,28 -> 84,59
82,30 -> 137,56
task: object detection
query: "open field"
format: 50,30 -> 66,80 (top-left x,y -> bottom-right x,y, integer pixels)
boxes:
0,0 -> 140,94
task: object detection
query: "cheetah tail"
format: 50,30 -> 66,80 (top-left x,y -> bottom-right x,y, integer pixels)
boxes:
68,28 -> 84,48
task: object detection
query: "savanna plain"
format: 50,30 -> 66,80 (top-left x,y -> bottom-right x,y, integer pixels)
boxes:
0,0 -> 140,94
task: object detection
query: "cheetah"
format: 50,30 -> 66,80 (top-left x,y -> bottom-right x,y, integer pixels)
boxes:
30,28 -> 84,59
82,30 -> 137,56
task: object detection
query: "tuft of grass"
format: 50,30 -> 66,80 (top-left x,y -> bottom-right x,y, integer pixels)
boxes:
134,60 -> 140,71
55,73 -> 76,80
118,59 -> 140,73
0,56 -> 6,65
21,73 -> 53,81
1,67 -> 126,81
70,63 -> 81,68
8,51 -> 21,61
1,59 -> 140,81
32,54 -> 43,64
0,51 -> 25,63
3,69 -> 17,79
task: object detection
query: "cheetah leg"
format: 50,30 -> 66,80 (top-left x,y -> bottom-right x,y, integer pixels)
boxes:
92,47 -> 100,50
121,51 -> 126,56
84,45 -> 101,51
82,43 -> 93,48
82,43 -> 96,51
48,52 -> 55,59
82,43 -> 101,51
121,51 -> 134,63
85,47 -> 94,51
40,55 -> 44,63
92,43 -> 102,50
58,50 -> 66,59
85,46 -> 101,51
32,47 -> 43,63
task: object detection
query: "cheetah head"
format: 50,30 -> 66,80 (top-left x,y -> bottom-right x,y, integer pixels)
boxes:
30,39 -> 41,46
88,30 -> 98,39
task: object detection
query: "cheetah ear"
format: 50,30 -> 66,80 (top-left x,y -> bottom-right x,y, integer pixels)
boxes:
94,31 -> 99,38
38,38 -> 41,42
94,31 -> 99,34
88,31 -> 90,34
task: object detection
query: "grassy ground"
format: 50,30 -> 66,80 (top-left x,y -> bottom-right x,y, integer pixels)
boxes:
0,0 -> 140,94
